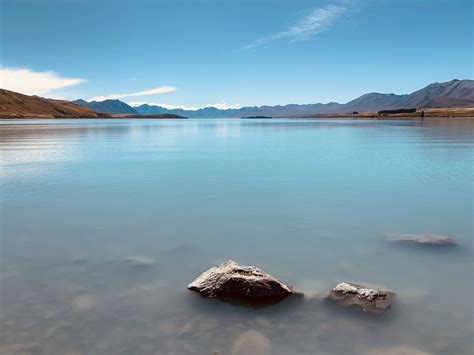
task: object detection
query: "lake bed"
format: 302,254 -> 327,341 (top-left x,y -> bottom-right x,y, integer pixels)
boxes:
1,118 -> 473,355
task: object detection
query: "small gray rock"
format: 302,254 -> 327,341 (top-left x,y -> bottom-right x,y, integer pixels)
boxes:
326,282 -> 392,314
123,256 -> 155,268
188,260 -> 300,305
386,234 -> 456,246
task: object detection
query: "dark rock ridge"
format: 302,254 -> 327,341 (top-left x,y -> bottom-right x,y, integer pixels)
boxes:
188,260 -> 300,305
386,234 -> 457,246
378,108 -> 417,115
326,282 -> 392,314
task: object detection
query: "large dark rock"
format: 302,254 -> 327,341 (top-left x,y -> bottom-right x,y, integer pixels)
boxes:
187,260 -> 300,305
386,234 -> 457,246
326,282 -> 392,314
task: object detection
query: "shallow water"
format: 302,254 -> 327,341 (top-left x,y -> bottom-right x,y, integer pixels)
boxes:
0,118 -> 473,355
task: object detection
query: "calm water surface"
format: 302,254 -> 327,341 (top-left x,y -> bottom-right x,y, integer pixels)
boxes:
0,118 -> 473,355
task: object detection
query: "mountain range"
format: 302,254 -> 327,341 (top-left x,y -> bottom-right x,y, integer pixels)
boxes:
74,99 -> 138,114
1,79 -> 472,119
75,79 -> 474,118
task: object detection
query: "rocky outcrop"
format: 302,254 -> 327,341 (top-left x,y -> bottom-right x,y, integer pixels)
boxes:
326,282 -> 392,314
188,260 -> 300,305
386,234 -> 457,246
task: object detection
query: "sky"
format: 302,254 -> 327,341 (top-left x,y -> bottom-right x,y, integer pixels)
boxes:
0,0 -> 472,109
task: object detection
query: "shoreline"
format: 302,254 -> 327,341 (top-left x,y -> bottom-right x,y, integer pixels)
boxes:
1,116 -> 473,120
295,107 -> 474,119
261,116 -> 474,122
0,116 -> 187,120
1,107 -> 474,121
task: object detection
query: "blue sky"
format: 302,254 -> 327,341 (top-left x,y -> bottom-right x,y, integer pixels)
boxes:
1,0 -> 472,109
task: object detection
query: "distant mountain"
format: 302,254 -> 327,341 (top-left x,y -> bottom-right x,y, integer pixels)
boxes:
72,79 -> 474,118
396,79 -> 474,108
74,99 -> 138,114
136,105 -> 233,118
2,80 -> 472,119
0,89 -> 110,118
326,79 -> 474,113
342,93 -> 407,112
133,102 -> 345,118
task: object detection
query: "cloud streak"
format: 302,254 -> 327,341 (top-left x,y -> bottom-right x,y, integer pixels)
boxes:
0,67 -> 84,96
89,86 -> 176,101
246,4 -> 347,48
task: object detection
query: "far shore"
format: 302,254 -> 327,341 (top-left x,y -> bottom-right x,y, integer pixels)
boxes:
294,107 -> 474,119
110,114 -> 186,119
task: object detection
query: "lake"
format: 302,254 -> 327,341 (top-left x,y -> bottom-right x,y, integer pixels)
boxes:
0,118 -> 473,355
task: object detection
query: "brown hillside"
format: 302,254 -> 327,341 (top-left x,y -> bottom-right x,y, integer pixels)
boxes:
0,89 -> 110,118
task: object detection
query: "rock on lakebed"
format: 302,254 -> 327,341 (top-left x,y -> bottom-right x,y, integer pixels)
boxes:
187,260 -> 301,305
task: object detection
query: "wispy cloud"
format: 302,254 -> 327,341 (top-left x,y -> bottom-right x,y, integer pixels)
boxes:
89,86 -> 176,102
128,101 -> 241,111
0,67 -> 84,96
246,4 -> 347,49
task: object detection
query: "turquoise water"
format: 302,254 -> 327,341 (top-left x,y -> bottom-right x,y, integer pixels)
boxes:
0,118 -> 473,355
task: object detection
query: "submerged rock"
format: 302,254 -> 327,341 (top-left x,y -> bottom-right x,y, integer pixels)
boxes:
364,346 -> 433,355
123,256 -> 155,268
386,234 -> 456,246
230,330 -> 271,355
187,260 -> 299,305
326,282 -> 392,314
72,295 -> 96,312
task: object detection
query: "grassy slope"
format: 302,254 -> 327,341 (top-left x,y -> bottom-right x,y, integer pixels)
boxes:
0,89 -> 110,118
